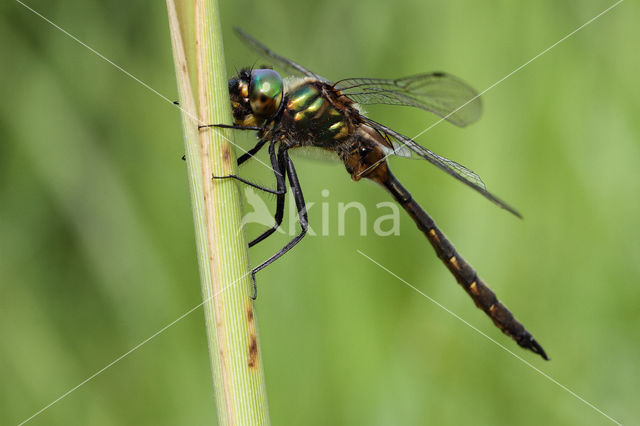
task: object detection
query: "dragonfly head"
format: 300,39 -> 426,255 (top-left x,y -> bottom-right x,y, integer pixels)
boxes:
229,68 -> 283,125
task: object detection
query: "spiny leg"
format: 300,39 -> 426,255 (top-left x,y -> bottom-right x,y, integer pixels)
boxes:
211,137 -> 284,195
248,142 -> 288,247
184,126 -> 261,163
238,139 -> 268,166
198,122 -> 266,166
199,123 -> 295,258
208,138 -> 288,248
213,174 -> 283,195
198,123 -> 262,132
250,150 -> 308,299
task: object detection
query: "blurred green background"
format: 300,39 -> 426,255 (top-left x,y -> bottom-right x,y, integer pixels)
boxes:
1,0 -> 638,424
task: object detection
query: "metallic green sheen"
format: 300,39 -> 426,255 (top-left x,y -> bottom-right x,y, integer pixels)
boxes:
306,97 -> 324,113
293,97 -> 326,122
251,69 -> 283,100
287,83 -> 347,144
288,84 -> 319,111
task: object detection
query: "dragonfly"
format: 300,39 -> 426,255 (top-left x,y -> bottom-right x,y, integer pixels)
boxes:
200,28 -> 548,360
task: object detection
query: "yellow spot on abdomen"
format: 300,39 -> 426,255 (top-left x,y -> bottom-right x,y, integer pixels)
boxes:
449,256 -> 459,270
469,281 -> 478,294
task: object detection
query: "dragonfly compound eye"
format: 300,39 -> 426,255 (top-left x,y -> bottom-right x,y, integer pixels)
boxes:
249,69 -> 283,119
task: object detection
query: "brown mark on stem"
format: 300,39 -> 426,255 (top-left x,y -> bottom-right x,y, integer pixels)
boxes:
247,302 -> 254,323
247,301 -> 259,369
248,335 -> 258,369
221,143 -> 232,168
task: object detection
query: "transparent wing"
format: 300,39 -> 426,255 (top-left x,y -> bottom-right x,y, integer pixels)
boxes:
337,73 -> 482,127
289,146 -> 341,163
361,116 -> 521,217
234,27 -> 329,83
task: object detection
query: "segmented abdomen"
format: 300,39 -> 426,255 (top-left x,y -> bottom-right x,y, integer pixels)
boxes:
382,170 -> 548,360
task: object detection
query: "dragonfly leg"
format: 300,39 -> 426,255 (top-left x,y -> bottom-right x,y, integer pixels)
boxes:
211,138 -> 283,194
198,123 -> 266,166
250,150 -> 307,299
198,123 -> 262,131
248,142 -> 288,247
237,138 -> 268,166
213,174 -> 284,195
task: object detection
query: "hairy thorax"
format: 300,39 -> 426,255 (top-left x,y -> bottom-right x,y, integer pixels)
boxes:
276,78 -> 357,150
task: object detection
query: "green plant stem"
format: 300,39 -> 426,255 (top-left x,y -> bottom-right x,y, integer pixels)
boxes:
166,0 -> 270,424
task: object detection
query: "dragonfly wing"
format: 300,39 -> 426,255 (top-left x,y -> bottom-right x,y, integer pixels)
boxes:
234,27 -> 330,83
361,116 -> 521,217
337,73 -> 482,127
289,146 -> 341,163
365,124 -> 413,158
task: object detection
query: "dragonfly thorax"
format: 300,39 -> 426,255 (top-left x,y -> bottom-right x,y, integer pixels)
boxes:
277,79 -> 357,148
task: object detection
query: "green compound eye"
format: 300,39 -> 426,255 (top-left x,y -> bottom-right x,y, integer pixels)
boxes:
249,69 -> 283,119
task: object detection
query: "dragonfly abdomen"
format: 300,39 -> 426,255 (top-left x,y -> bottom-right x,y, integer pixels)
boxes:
381,169 -> 549,360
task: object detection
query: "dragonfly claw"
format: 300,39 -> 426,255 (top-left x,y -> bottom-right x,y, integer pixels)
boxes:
250,271 -> 258,300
